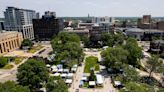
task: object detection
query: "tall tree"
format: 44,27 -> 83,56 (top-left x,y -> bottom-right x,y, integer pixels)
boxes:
0,81 -> 30,92
119,82 -> 147,92
146,55 -> 163,78
101,47 -> 129,70
123,65 -> 140,82
46,77 -> 68,92
124,38 -> 142,67
51,32 -> 83,67
17,59 -> 49,91
21,39 -> 33,49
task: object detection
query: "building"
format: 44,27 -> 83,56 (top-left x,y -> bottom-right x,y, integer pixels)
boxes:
36,12 -> 40,19
4,7 -> 37,40
137,15 -> 154,29
33,11 -> 64,41
78,23 -> 95,30
63,27 -> 89,37
143,15 -> 151,24
157,21 -> 164,31
43,11 -> 56,18
0,18 -> 5,31
92,16 -> 115,24
125,28 -> 164,41
0,31 -> 23,55
150,40 -> 164,53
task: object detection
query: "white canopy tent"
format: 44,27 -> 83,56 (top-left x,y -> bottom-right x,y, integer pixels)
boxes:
81,77 -> 87,81
51,65 -> 57,69
71,68 -> 77,72
65,79 -> 72,84
89,81 -> 96,86
58,69 -> 63,73
52,69 -> 58,73
73,64 -> 78,68
67,73 -> 74,78
46,64 -> 51,68
63,69 -> 69,73
61,73 -> 67,78
114,81 -> 122,86
96,74 -> 103,84
54,73 -> 60,76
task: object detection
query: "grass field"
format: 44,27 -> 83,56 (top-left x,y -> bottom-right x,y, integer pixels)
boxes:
2,64 -> 14,69
14,57 -> 24,65
28,45 -> 44,53
84,56 -> 100,73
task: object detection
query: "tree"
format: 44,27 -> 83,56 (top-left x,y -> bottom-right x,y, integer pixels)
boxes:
17,59 -> 49,91
119,82 -> 147,92
46,77 -> 68,92
21,39 -> 33,49
0,57 -> 8,67
89,70 -> 96,81
146,55 -> 163,78
80,35 -> 90,47
51,32 -> 83,67
0,81 -> 30,92
101,33 -> 114,47
101,47 -> 129,70
124,38 -> 142,67
123,65 -> 140,82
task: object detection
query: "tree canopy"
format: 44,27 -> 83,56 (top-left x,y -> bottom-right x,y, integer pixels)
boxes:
46,77 -> 68,92
17,59 -> 49,91
101,47 -> 129,70
119,82 -> 147,92
51,32 -> 83,66
0,81 -> 30,92
124,38 -> 142,67
0,57 -> 8,67
146,55 -> 163,77
101,32 -> 125,47
21,39 -> 33,48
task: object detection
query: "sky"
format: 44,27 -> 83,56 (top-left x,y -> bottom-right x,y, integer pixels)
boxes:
0,0 -> 164,17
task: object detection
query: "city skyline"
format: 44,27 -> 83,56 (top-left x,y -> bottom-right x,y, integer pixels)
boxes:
0,0 -> 164,17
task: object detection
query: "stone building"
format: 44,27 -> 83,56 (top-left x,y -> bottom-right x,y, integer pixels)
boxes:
0,31 -> 23,55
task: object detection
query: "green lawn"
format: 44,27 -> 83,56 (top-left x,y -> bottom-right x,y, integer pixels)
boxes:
2,64 -> 14,69
84,56 -> 100,73
14,57 -> 24,65
28,45 -> 44,53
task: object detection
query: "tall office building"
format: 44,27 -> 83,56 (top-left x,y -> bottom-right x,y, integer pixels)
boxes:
142,15 -> 151,24
4,7 -> 37,40
33,11 -> 64,41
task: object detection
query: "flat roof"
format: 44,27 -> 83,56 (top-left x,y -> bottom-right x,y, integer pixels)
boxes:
126,28 -> 164,33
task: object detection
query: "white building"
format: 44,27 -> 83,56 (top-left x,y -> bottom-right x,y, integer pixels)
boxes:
4,7 -> 37,40
92,16 -> 115,24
